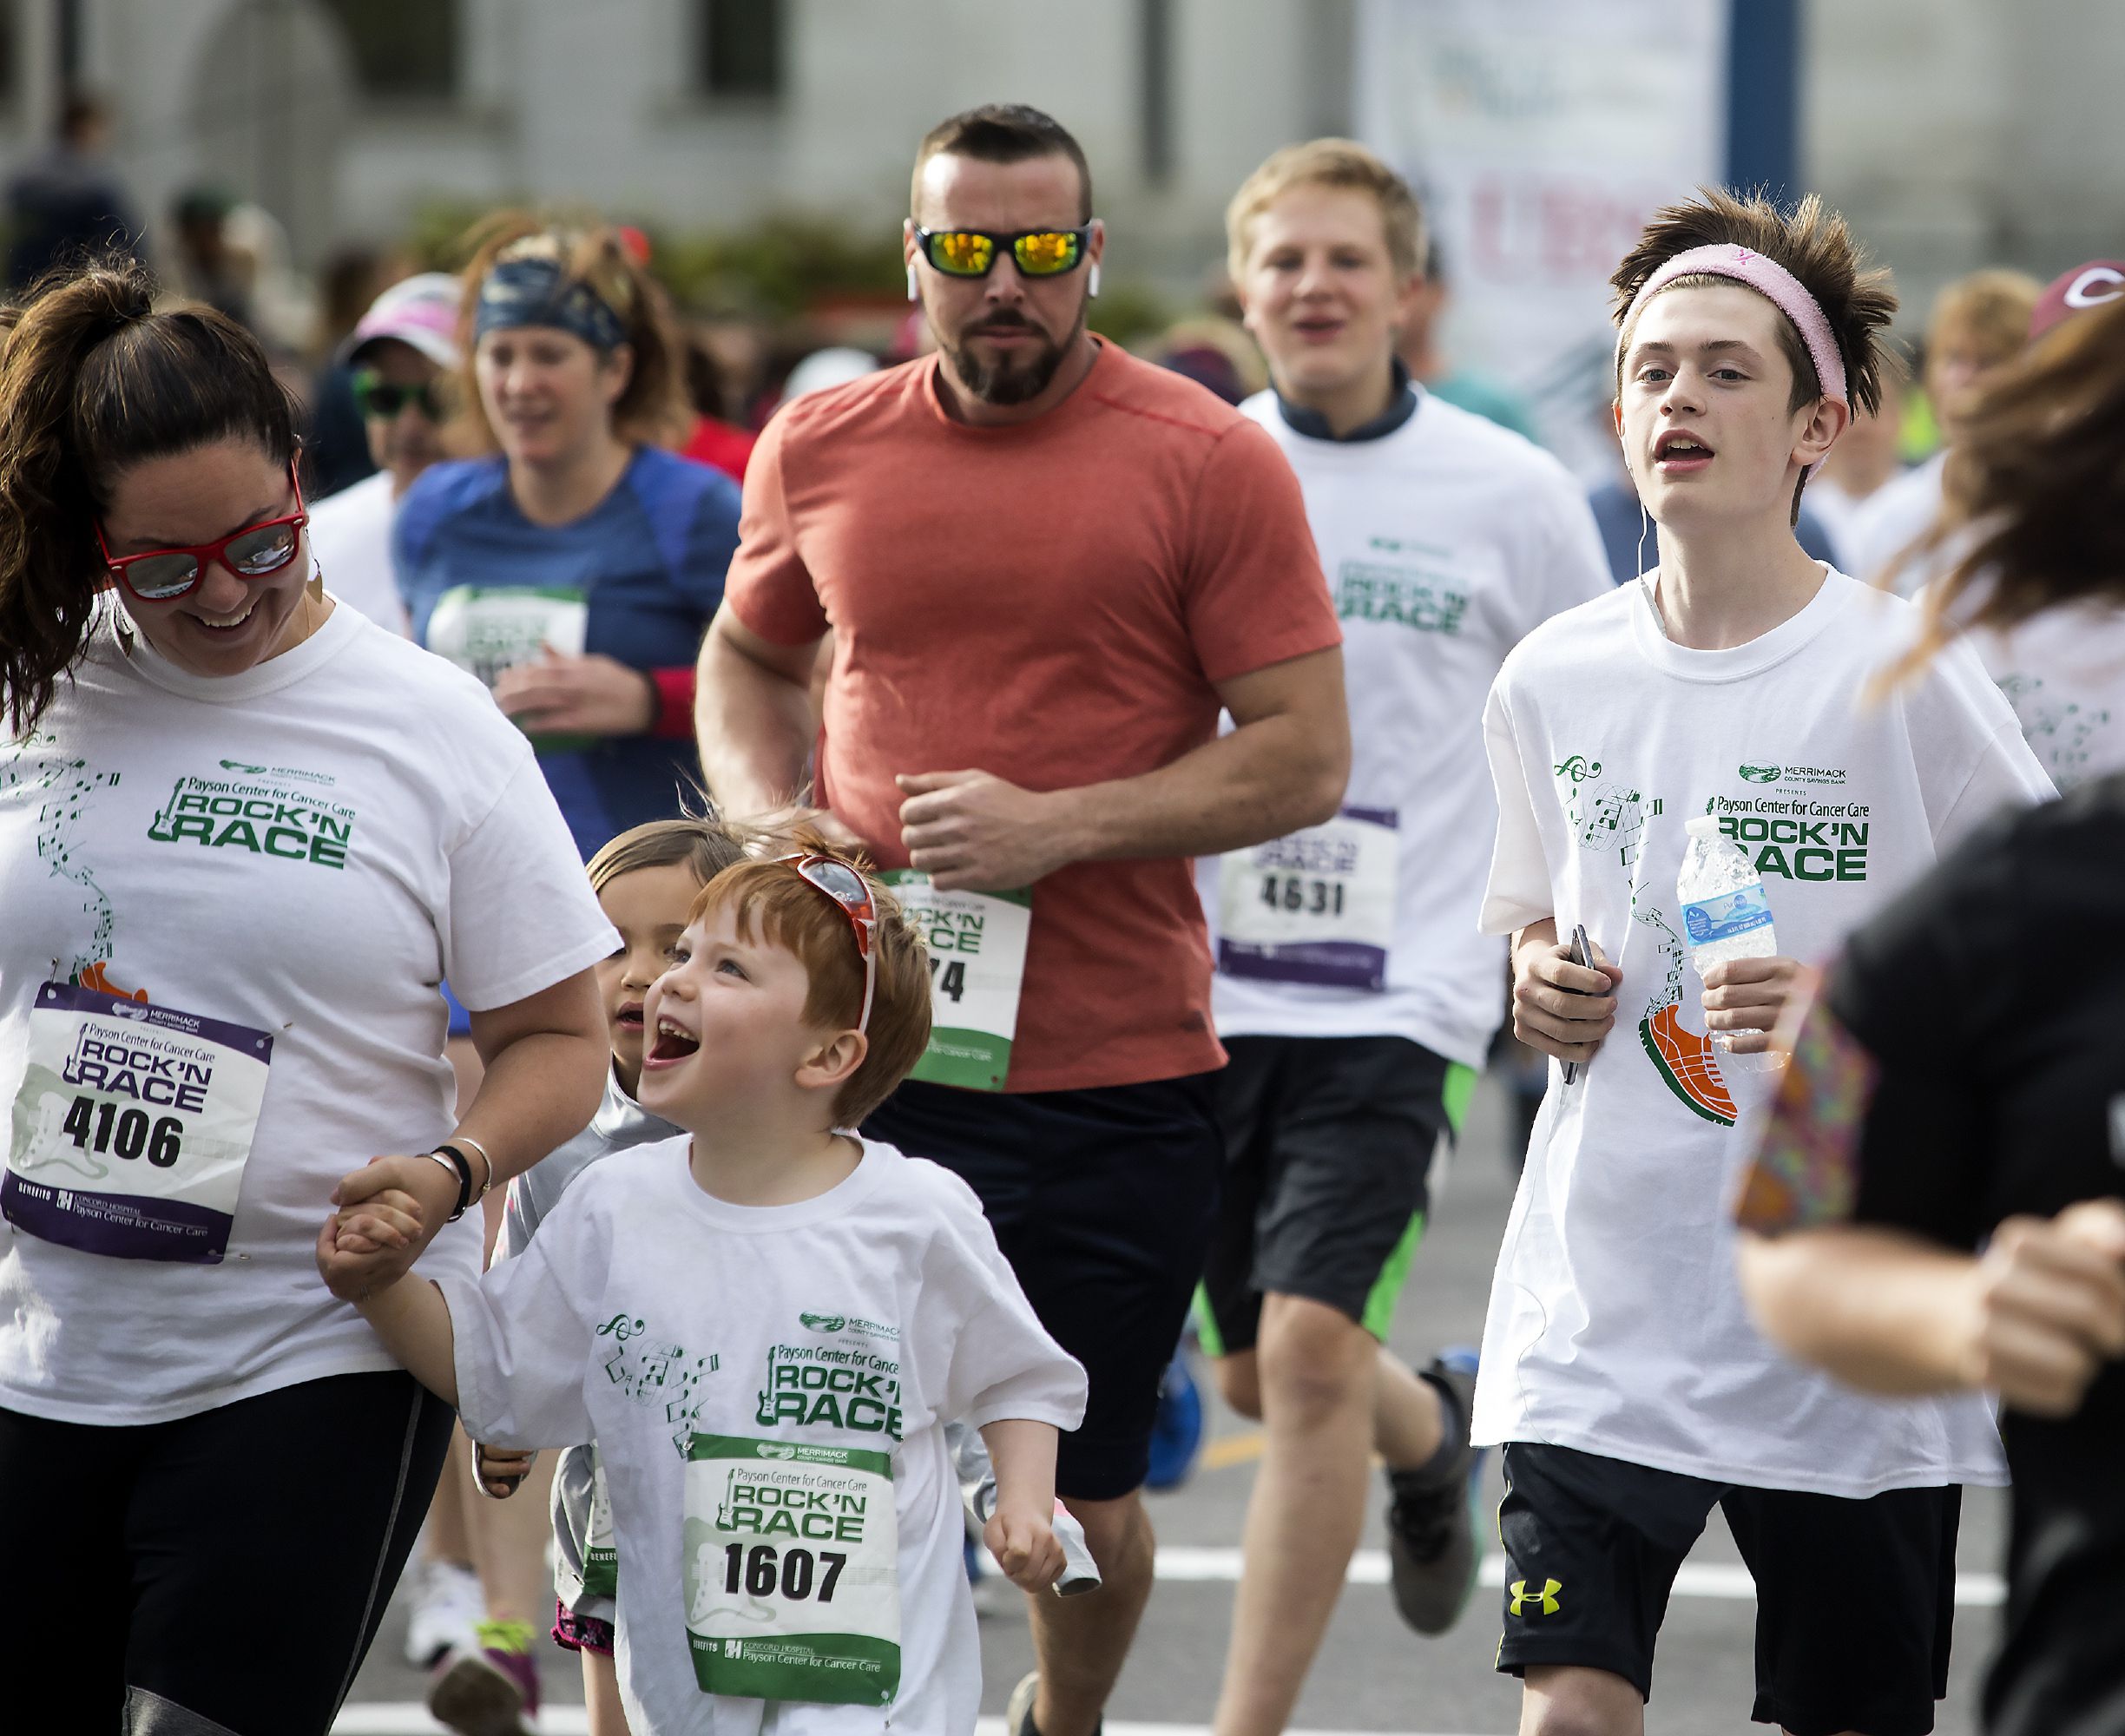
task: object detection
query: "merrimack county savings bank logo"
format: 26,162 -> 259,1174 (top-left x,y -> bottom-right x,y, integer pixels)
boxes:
799,1311 -> 900,1343
1738,762 -> 1847,787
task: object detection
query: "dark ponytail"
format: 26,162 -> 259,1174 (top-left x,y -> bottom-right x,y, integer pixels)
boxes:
0,258 -> 298,731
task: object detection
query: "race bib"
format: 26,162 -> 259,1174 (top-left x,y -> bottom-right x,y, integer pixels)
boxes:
1216,807 -> 1399,992
425,585 -> 592,752
880,873 -> 1030,1091
4,980 -> 273,1262
683,1435 -> 900,1706
582,1450 -> 618,1600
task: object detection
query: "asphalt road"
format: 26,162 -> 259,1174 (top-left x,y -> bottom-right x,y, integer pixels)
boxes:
341,1069 -> 2005,1734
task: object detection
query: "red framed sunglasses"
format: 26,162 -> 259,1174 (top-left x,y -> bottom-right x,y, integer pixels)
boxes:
778,852 -> 878,1035
95,463 -> 308,602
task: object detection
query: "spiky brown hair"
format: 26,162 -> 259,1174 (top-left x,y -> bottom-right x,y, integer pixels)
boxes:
1610,187 -> 1898,418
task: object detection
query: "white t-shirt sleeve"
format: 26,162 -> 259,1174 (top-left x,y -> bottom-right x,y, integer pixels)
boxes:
1934,717 -> 2056,845
1479,673 -> 1556,936
437,1230 -> 595,1450
911,1165 -> 1087,1434
1910,638 -> 2058,849
443,753 -> 619,1010
1530,470 -> 1616,630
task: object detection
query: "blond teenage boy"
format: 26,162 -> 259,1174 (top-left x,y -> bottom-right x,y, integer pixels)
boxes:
1195,141 -> 1609,1736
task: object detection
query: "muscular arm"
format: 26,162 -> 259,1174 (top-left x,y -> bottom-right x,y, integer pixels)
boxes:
898,647 -> 1350,891
1055,647 -> 1349,861
693,602 -> 822,820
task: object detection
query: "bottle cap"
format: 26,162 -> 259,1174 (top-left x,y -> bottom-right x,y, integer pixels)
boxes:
1685,814 -> 1722,839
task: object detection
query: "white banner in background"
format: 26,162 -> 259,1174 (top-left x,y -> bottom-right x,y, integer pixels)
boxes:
1356,0 -> 1727,475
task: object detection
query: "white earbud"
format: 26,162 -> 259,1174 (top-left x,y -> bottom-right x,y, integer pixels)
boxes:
906,262 -> 920,302
1088,262 -> 1102,299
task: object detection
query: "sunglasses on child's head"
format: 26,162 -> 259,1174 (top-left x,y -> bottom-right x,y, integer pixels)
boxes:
914,226 -> 1093,279
778,853 -> 878,1036
351,369 -> 450,423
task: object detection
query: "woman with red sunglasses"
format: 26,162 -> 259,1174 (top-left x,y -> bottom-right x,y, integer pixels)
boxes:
0,260 -> 619,1733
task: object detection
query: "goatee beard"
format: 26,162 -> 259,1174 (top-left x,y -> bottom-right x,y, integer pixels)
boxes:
945,311 -> 1083,406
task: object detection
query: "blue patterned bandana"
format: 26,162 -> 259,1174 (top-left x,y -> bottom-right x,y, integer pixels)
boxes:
474,255 -> 627,352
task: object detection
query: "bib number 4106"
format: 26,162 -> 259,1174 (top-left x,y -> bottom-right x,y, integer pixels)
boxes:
60,1095 -> 182,1167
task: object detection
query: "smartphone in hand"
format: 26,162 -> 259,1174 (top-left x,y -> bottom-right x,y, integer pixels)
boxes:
1562,924 -> 1595,1086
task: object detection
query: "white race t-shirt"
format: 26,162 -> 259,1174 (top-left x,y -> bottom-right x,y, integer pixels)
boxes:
1968,602 -> 2125,791
0,600 -> 617,1423
1199,391 -> 1610,1065
306,470 -> 410,634
1477,569 -> 2052,1493
442,1137 -> 1086,1736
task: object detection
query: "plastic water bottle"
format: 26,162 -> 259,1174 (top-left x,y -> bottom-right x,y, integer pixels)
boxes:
1676,814 -> 1784,1075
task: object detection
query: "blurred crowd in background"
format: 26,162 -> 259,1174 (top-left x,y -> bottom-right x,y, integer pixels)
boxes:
3,83 -> 2063,598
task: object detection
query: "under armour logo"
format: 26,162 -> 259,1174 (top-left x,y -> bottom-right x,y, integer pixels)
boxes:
1510,1577 -> 1562,1616
1731,247 -> 1755,263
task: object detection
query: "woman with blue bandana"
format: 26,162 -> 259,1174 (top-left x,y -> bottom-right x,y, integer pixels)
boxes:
396,218 -> 742,862
391,215 -> 741,1733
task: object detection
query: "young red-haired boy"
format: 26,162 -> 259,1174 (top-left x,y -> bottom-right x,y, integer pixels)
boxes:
320,843 -> 1085,1736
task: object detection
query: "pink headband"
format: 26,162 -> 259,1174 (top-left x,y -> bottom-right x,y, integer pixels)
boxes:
1618,243 -> 1848,410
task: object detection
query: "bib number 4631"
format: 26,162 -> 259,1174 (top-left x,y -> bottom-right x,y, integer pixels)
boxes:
1259,875 -> 1346,917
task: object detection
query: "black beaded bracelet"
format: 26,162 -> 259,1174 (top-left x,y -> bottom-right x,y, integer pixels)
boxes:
430,1143 -> 476,1222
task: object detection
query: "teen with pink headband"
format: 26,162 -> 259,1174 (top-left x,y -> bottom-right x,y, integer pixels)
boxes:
1470,187 -> 2052,1736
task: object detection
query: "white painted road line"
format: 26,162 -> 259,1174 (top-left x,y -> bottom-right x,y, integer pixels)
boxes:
1154,1545 -> 2006,1607
333,1717 -> 1490,1736
333,1554 -> 2005,1732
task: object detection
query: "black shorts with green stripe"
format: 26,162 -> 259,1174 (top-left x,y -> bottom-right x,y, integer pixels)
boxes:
1195,1034 -> 1473,1356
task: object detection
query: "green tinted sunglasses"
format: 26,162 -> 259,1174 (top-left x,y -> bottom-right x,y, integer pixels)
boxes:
915,226 -> 1093,279
351,369 -> 450,422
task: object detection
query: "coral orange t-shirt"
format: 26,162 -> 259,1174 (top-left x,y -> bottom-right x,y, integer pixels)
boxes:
725,339 -> 1339,1093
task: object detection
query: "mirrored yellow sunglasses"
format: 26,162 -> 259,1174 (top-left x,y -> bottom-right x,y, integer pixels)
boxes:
915,226 -> 1092,279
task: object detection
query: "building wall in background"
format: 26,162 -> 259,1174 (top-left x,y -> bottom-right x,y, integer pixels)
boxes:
0,0 -> 2111,341
1805,0 -> 2119,332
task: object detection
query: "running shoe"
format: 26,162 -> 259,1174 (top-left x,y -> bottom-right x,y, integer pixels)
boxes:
1004,1669 -> 1103,1736
428,1617 -> 540,1736
401,1557 -> 484,1670
1383,1350 -> 1484,1634
1143,1351 -> 1204,1491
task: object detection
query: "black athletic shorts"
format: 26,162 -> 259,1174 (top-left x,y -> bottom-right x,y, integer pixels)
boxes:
1497,1442 -> 1959,1735
1195,1035 -> 1474,1356
0,1369 -> 453,1734
862,1070 -> 1221,1502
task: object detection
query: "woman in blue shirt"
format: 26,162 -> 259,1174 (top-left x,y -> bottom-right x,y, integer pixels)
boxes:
397,218 -> 742,859
391,217 -> 742,1722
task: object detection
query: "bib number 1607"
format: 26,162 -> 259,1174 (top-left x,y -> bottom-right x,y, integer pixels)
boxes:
721,1543 -> 846,1602
60,1095 -> 182,1167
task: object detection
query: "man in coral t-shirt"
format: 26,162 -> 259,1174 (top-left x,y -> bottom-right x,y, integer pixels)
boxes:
696,104 -> 1346,1736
